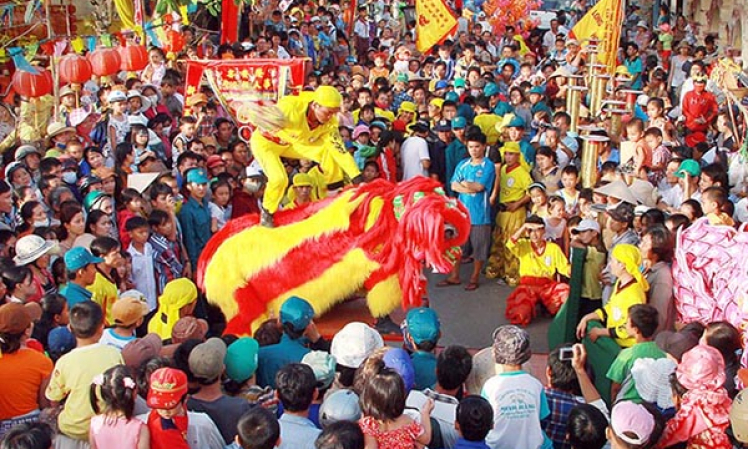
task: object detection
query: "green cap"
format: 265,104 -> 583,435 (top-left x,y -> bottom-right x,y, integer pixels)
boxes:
225,337 -> 260,383
405,307 -> 441,344
280,296 -> 315,331
674,159 -> 701,178
453,78 -> 466,88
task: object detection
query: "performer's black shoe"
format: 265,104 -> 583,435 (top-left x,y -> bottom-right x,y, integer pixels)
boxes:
375,315 -> 402,335
260,209 -> 274,228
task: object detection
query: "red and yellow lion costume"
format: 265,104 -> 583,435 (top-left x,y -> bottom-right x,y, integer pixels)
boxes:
197,177 -> 470,335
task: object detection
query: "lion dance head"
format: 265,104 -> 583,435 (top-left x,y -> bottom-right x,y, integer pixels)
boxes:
198,177 -> 470,335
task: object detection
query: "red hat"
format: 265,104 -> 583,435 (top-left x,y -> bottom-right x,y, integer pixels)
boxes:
206,155 -> 225,170
147,368 -> 188,409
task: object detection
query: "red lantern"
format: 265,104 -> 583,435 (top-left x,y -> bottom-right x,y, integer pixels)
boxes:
12,68 -> 53,98
163,30 -> 185,55
88,48 -> 121,77
118,45 -> 148,72
59,54 -> 93,85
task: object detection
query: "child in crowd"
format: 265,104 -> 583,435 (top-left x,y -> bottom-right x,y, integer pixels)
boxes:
529,182 -> 550,218
544,196 -> 567,248
352,125 -> 377,170
606,304 -> 666,403
401,307 -> 441,390
558,166 -> 580,216
89,365 -> 149,449
46,302 -> 124,445
454,396 -> 494,449
172,116 -> 198,171
99,293 -> 149,350
483,325 -> 550,449
570,220 -> 607,316
178,168 -> 213,271
107,91 -> 130,164
660,345 -> 732,448
126,217 -> 158,311
117,188 -> 146,249
275,363 -> 321,447
209,179 -> 233,233
608,401 -> 663,449
88,237 -> 122,326
644,127 -> 670,186
702,186 -> 735,226
236,407 -> 281,449
148,209 -> 184,295
625,118 -> 652,180
359,368 -> 433,449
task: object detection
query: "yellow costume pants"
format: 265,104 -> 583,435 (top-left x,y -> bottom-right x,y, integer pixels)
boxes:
251,133 -> 360,213
485,207 -> 526,284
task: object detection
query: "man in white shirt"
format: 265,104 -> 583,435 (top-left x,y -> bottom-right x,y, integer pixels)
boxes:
401,121 -> 432,180
543,18 -> 568,52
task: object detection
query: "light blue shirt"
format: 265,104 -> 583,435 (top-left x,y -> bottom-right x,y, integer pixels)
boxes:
279,413 -> 321,449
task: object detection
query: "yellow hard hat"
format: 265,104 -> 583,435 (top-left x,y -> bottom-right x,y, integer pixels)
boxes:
314,86 -> 342,109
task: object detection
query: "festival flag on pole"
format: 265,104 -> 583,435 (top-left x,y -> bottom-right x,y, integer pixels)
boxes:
568,0 -> 624,73
414,0 -> 458,53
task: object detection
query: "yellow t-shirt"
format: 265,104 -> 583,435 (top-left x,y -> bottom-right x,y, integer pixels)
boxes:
507,239 -> 571,279
87,272 -> 119,327
595,280 -> 647,347
473,113 -> 503,145
46,344 -> 123,440
500,165 -> 532,204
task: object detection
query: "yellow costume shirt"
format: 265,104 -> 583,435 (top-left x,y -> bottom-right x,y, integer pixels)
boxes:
473,113 -> 503,145
499,165 -> 532,204
595,280 -> 647,347
507,239 -> 571,279
87,272 -> 118,327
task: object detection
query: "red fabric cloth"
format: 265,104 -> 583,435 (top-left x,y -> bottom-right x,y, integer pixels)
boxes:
657,389 -> 732,449
505,277 -> 570,326
231,190 -> 261,219
682,89 -> 718,133
147,410 -> 191,449
377,149 -> 398,182
118,210 -> 138,249
359,416 -> 423,449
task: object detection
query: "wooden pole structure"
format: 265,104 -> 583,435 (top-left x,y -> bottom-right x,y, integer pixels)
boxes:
45,0 -> 60,122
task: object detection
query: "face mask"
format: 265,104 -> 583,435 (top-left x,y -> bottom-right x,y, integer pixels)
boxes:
33,219 -> 50,228
455,87 -> 465,95
148,95 -> 159,105
62,172 -> 78,184
163,126 -> 172,136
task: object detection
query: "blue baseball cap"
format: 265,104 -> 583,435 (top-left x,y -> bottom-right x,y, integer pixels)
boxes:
484,82 -> 500,97
494,101 -> 513,117
64,246 -> 103,272
185,167 -> 210,184
383,348 -> 415,392
507,115 -> 526,129
280,296 -> 315,331
452,116 -> 467,129
445,91 -> 460,102
435,80 -> 449,90
405,307 -> 441,344
48,326 -> 76,355
529,86 -> 545,95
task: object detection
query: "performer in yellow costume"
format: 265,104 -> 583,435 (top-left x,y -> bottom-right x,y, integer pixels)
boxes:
250,86 -> 362,226
485,142 -> 532,285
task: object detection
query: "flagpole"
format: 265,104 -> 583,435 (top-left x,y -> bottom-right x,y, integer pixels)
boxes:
45,0 -> 60,122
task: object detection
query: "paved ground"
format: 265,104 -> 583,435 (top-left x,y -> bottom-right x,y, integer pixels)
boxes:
426,264 -> 553,354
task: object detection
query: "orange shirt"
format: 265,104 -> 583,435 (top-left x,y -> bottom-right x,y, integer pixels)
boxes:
0,349 -> 53,419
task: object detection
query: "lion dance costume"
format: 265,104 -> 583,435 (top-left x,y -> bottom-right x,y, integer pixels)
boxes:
249,86 -> 361,216
197,178 -> 471,335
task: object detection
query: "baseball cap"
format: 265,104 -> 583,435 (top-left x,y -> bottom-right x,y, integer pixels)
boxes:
411,120 -> 430,133
0,303 -> 32,334
731,389 -> 748,443
47,326 -> 76,355
611,401 -> 655,446
445,91 -> 460,102
501,141 -> 521,154
529,86 -> 545,95
571,219 -> 601,234
452,117 -> 467,129
429,98 -> 445,110
453,78 -> 466,88
171,316 -> 209,343
492,325 -> 531,365
112,295 -> 150,327
433,119 -> 452,132
506,115 -> 526,129
404,307 -> 441,344
279,296 -> 315,331
185,168 -> 210,185
674,159 -> 701,178
434,80 -> 449,91
108,90 -> 127,103
147,368 -> 189,409
399,101 -> 417,113
122,333 -> 163,368
225,337 -> 260,383
301,350 -> 337,389
189,338 -> 228,381
383,348 -> 415,392
396,72 -> 409,83
606,202 -> 635,224
206,155 -> 225,170
352,124 -> 370,140
330,322 -> 384,368
319,389 -> 362,427
484,83 -> 500,97
64,246 -> 104,272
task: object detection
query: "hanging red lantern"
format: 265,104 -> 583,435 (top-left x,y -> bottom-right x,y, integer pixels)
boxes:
59,54 -> 93,85
88,48 -> 122,77
118,45 -> 148,72
163,30 -> 185,55
12,68 -> 53,98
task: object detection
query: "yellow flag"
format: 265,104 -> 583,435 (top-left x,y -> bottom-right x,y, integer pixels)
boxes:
569,0 -> 624,73
415,0 -> 457,53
